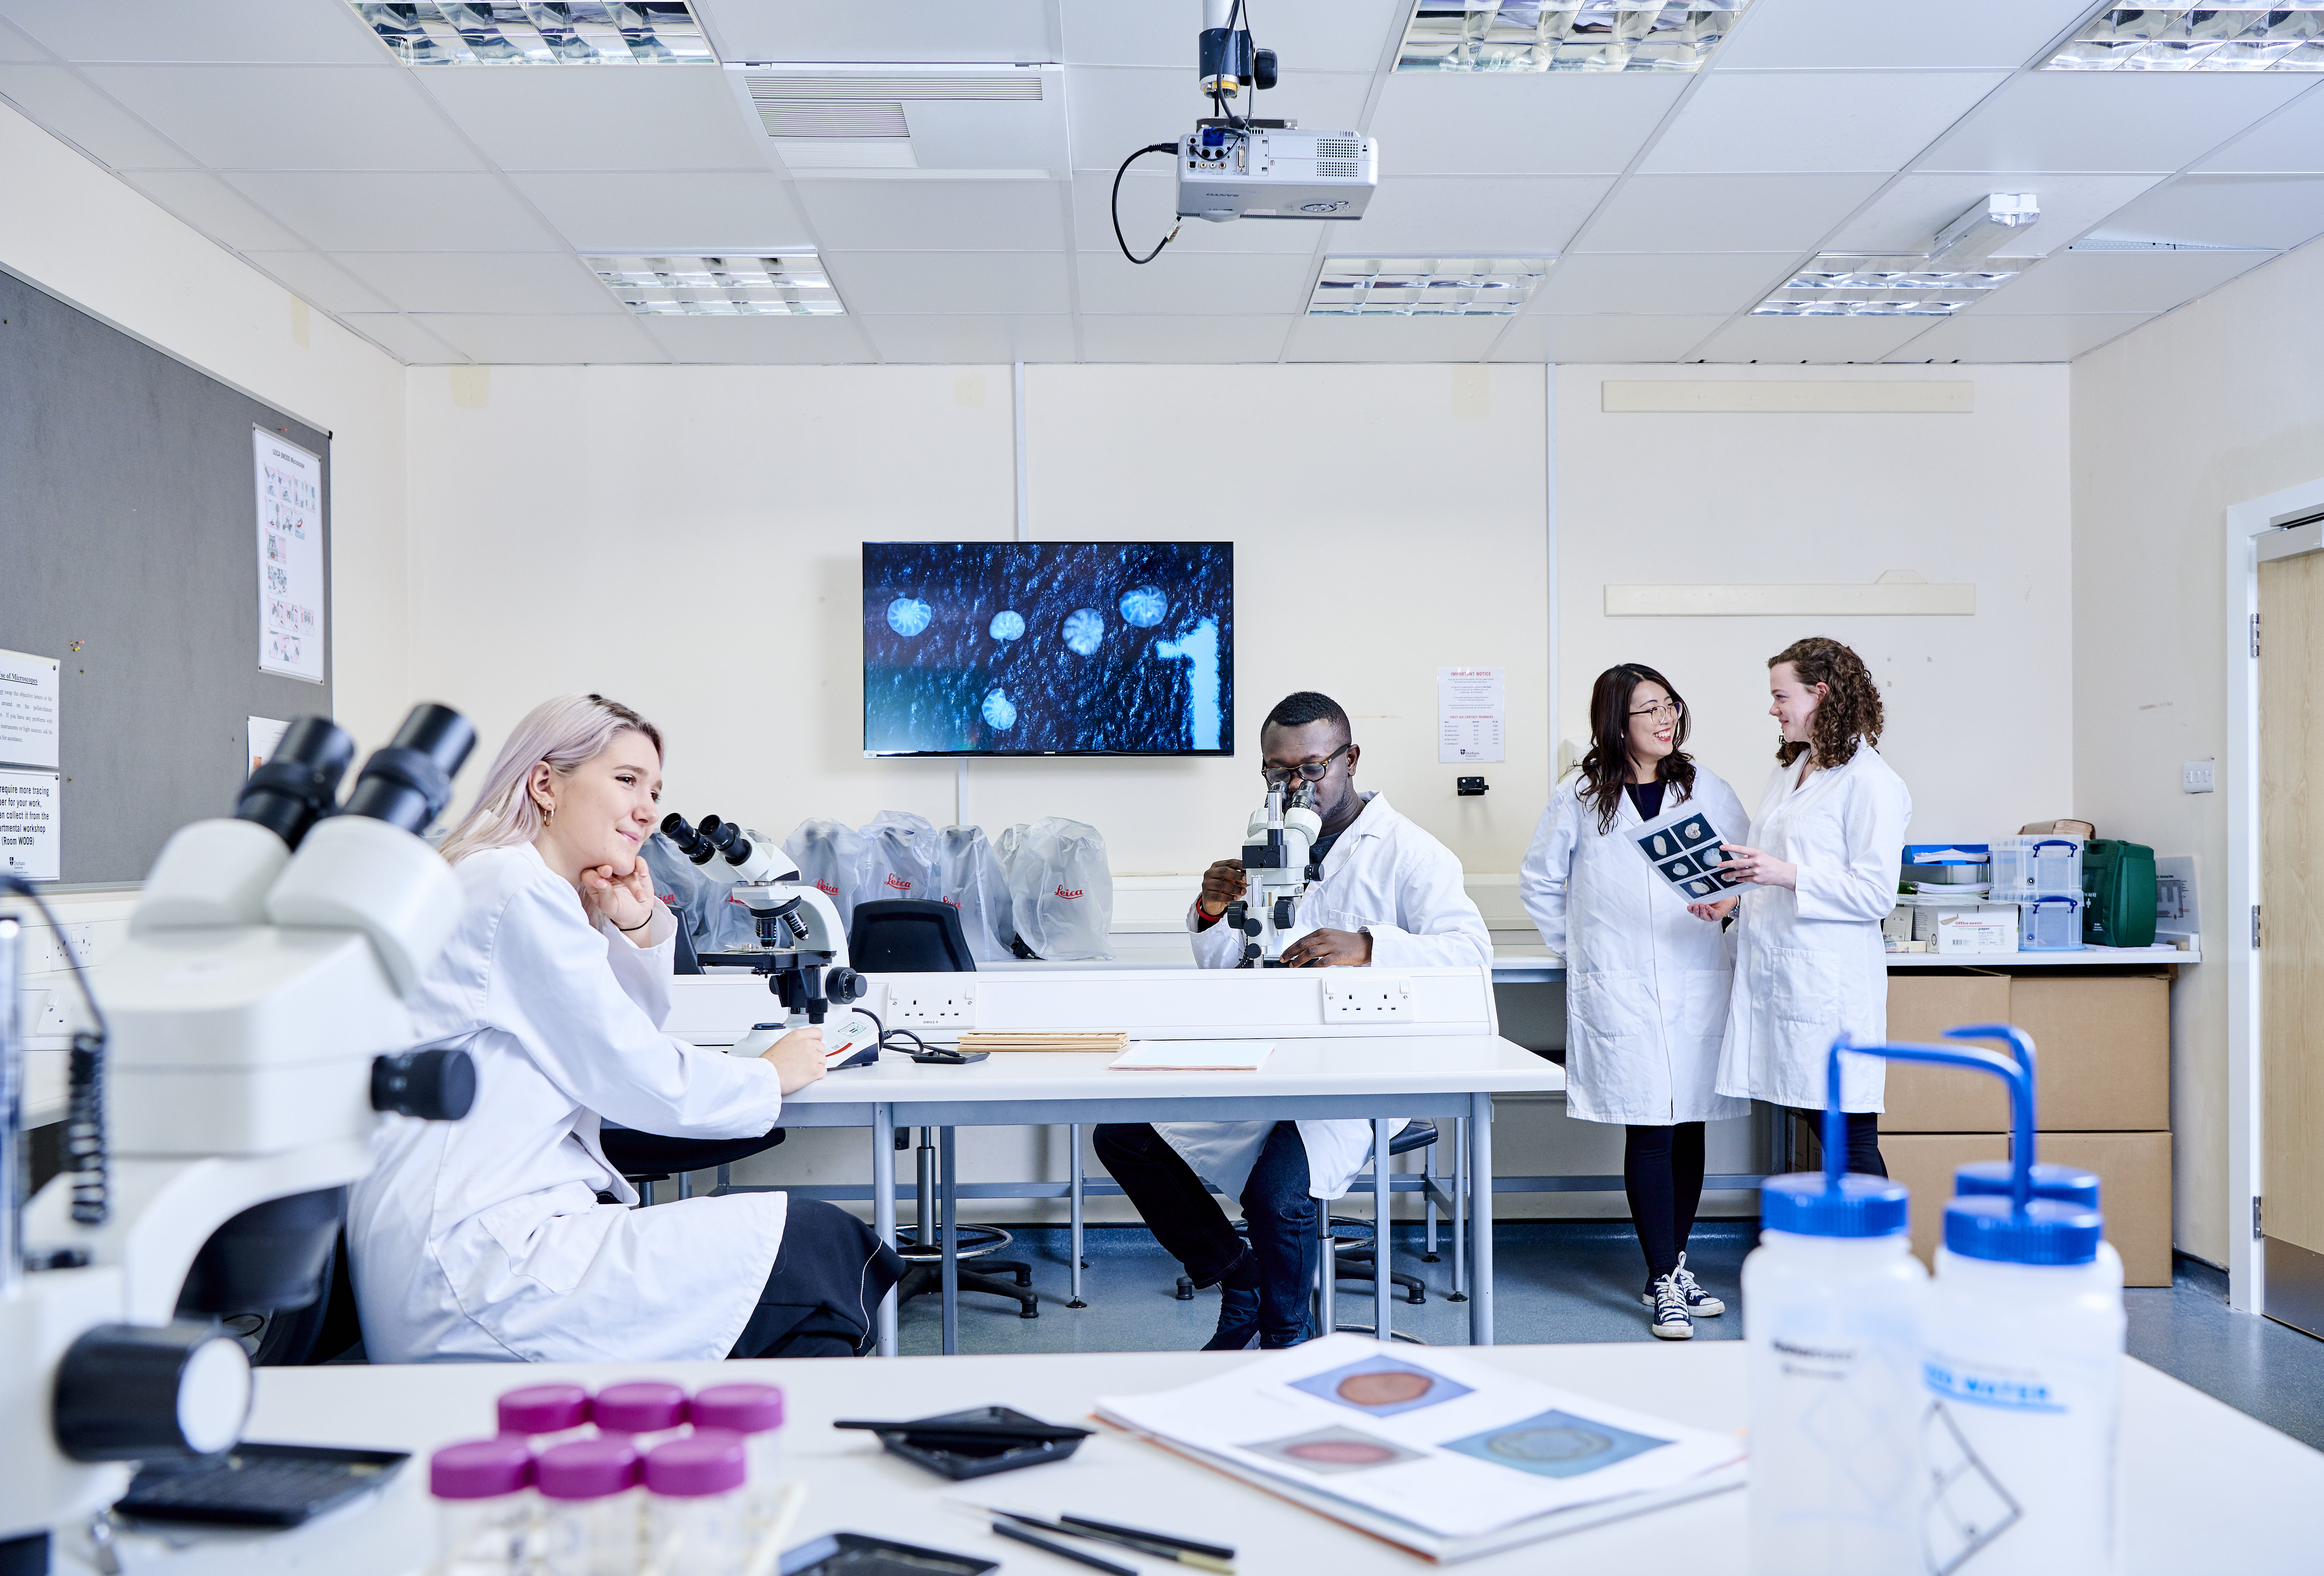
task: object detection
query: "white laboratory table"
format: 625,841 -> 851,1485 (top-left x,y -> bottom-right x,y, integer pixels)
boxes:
774,1039 -> 1564,1356
66,1340 -> 2322,1576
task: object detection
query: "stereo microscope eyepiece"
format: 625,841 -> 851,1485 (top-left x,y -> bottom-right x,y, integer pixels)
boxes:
340,703 -> 477,834
702,816 -> 756,865
233,716 -> 356,850
661,812 -> 719,864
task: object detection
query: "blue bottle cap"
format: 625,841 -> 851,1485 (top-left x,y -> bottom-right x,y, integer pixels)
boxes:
1954,1160 -> 2100,1213
1760,1171 -> 1910,1239
1942,1195 -> 2103,1265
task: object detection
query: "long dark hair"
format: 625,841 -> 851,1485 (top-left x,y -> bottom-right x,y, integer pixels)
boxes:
1577,663 -> 1697,834
1769,637 -> 1882,769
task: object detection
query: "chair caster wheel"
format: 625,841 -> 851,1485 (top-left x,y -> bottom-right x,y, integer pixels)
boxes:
1066,1299 -> 1088,1310
1447,1292 -> 1468,1303
1422,1253 -> 1441,1263
1174,1277 -> 1194,1301
1406,1292 -> 1425,1306
1020,1304 -> 1039,1318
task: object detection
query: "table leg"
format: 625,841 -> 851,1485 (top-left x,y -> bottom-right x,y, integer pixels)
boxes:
940,1125 -> 960,1356
1468,1092 -> 1494,1345
1424,1133 -> 1439,1261
1450,1116 -> 1468,1304
873,1103 -> 897,1358
1067,1123 -> 1088,1309
1318,1211 -> 1335,1335
1374,1118 -> 1393,1343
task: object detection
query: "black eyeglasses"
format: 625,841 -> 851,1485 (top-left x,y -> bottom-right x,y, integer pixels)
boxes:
1261,742 -> 1351,787
1629,699 -> 1683,723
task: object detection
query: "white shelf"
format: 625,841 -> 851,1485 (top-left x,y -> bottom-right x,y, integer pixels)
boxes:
1885,942 -> 2197,968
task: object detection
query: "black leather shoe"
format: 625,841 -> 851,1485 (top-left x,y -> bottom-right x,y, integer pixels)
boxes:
1200,1251 -> 1263,1351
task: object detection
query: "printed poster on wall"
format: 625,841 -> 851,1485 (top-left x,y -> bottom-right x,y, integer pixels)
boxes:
1437,666 -> 1505,764
0,768 -> 60,882
255,429 -> 324,683
0,649 -> 60,768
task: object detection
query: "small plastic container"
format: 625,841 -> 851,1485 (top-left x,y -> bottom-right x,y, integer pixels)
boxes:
2016,894 -> 2084,951
690,1384 -> 784,1531
645,1430 -> 752,1576
1992,836 -> 2083,900
430,1437 -> 536,1576
593,1380 -> 689,1451
497,1383 -> 593,1450
536,1437 -> 642,1576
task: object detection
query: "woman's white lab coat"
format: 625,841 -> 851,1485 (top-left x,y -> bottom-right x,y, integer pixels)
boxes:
1714,744 -> 1912,1113
1519,772 -> 1752,1126
1162,790 -> 1492,1202
348,842 -> 787,1363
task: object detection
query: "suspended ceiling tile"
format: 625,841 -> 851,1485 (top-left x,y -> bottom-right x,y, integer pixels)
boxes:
635,312 -> 878,363
1972,249 -> 2276,315
2091,175 -> 2324,253
243,250 -> 393,313
1072,169 -> 1323,254
2193,85 -> 2324,174
408,311 -> 670,363
0,0 -> 387,64
79,64 -> 480,170
822,249 -> 1072,314
336,312 -> 466,363
508,171 -> 811,251
854,313 -> 1078,363
1075,250 -> 1314,315
1575,173 -> 1887,254
0,17 -> 41,60
1281,314 -> 1509,362
1691,313 -> 1937,365
223,172 -> 564,250
1331,174 -> 1614,255
0,63 -> 194,166
1057,0 -> 1406,75
1714,0 -> 2093,71
696,0 -> 1056,65
1078,313 -> 1293,363
335,252 -> 619,315
117,170 -> 306,248
1643,71 -> 2007,176
1821,172 -> 2168,259
1368,71 -> 1690,176
1487,313 -> 1731,362
416,67 -> 764,172
1890,311 -> 2153,363
796,178 -> 1067,251
1064,63 -> 1371,172
1534,252 -> 1796,317
1916,73 -> 2314,176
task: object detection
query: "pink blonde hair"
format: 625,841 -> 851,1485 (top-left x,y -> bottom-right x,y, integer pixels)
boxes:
437,693 -> 663,865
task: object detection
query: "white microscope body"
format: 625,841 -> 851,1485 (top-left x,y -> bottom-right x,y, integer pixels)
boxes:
661,813 -> 863,1025
0,706 -> 477,1567
1225,783 -> 1325,967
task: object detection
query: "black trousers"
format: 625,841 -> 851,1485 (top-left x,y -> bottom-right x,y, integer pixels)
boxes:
1787,1107 -> 1889,1179
727,1197 -> 906,1359
1623,1122 -> 1705,1281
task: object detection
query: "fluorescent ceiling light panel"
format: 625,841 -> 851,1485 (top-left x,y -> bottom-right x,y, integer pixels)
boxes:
1397,1 -> 1754,74
588,255 -> 842,315
353,3 -> 715,67
1755,192 -> 2033,317
2043,7 -> 2324,71
1309,256 -> 1549,316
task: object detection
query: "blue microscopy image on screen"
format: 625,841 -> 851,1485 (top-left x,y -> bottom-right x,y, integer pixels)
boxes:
864,541 -> 1234,755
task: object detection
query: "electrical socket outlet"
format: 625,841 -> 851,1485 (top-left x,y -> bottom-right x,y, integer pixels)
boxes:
2183,759 -> 2216,794
1323,975 -> 1413,1021
32,988 -> 69,1037
887,982 -> 978,1029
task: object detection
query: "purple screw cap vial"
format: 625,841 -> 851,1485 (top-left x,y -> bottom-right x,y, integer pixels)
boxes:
536,1438 -> 641,1501
690,1384 -> 783,1436
644,1430 -> 747,1498
593,1381 -> 688,1435
430,1437 -> 534,1500
497,1383 -> 591,1438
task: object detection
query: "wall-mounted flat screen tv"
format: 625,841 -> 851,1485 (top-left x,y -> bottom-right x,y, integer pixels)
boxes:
864,540 -> 1232,757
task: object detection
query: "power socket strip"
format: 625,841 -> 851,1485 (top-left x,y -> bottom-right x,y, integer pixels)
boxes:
886,982 -> 979,1030
1322,974 -> 1413,1020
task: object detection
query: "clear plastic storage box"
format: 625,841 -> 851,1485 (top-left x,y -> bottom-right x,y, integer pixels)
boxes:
1991,836 -> 2083,900
2017,894 -> 2085,951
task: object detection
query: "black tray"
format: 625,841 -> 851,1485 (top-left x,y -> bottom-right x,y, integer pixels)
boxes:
871,1406 -> 1086,1480
781,1531 -> 1000,1574
116,1442 -> 409,1528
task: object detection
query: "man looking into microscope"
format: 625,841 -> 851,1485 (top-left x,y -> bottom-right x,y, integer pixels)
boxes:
1093,690 -> 1490,1350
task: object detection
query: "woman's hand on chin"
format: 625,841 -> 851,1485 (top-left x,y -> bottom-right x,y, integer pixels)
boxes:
582,858 -> 658,938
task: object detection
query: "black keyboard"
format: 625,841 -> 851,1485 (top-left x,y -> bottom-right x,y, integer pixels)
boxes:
118,1443 -> 410,1528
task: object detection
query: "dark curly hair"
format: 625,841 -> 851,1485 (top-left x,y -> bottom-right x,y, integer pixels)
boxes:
1578,663 -> 1698,834
1769,637 -> 1882,769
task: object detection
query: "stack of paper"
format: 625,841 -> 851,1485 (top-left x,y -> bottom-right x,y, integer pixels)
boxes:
1095,1334 -> 1745,1562
957,1029 -> 1131,1054
1108,1040 -> 1274,1072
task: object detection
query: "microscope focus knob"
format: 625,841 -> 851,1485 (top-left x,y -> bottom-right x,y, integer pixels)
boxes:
1272,896 -> 1296,930
826,967 -> 866,1005
372,1048 -> 478,1122
53,1322 -> 253,1462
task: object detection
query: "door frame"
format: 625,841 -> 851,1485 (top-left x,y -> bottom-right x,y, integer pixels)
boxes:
2225,478 -> 2324,1313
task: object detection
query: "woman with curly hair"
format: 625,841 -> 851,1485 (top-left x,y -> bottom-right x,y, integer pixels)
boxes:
1711,637 -> 1912,1177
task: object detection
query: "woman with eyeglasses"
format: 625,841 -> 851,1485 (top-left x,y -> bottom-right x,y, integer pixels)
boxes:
1713,636 -> 1912,1183
1520,663 -> 1750,1340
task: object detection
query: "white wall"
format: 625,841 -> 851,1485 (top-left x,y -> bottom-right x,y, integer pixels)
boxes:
2070,237 -> 2324,1266
0,100 -> 411,750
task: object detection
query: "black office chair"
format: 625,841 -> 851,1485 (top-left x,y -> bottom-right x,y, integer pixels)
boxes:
849,899 -> 979,974
602,1125 -> 788,1205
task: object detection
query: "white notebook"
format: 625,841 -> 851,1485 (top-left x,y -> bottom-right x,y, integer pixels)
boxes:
1108,1039 -> 1275,1071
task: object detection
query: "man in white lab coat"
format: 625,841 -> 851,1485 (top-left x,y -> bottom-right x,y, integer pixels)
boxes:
1093,692 -> 1491,1350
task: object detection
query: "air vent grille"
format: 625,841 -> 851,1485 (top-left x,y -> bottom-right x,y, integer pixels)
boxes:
754,102 -> 909,138
1315,138 -> 1362,158
1317,161 -> 1360,177
742,72 -> 1042,101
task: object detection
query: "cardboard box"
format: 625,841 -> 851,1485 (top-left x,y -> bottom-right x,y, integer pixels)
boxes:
1877,1130 -> 2172,1286
2009,974 -> 2171,1130
1881,1132 -> 2007,1268
1882,975 -> 2013,1132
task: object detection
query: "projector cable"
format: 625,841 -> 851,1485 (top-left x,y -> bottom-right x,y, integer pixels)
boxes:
1113,143 -> 1184,265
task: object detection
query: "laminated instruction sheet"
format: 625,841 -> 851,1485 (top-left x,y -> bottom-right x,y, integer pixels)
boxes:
1629,799 -> 1741,903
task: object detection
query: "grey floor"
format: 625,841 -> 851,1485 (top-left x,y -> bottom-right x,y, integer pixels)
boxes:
896,1220 -> 2324,1452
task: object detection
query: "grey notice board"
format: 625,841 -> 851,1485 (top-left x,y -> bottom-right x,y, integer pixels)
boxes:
0,270 -> 332,885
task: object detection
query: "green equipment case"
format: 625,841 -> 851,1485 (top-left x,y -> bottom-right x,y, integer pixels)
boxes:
2082,838 -> 2157,949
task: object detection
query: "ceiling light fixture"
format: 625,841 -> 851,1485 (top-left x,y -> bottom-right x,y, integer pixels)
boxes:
353,3 -> 715,67
2042,7 -> 2324,72
1396,1 -> 1755,74
1309,256 -> 1549,316
1753,194 -> 2037,317
586,255 -> 842,316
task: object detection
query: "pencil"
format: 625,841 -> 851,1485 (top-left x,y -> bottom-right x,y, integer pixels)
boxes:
1060,1514 -> 1237,1562
989,1511 -> 1232,1572
992,1521 -> 1138,1576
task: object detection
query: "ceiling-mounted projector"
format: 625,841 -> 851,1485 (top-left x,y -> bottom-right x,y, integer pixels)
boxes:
1113,0 -> 1379,265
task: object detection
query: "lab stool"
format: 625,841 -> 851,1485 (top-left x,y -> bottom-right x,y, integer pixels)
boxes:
892,1127 -> 1039,1320
601,1125 -> 787,1206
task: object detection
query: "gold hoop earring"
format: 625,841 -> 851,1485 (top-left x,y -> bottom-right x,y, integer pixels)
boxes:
539,802 -> 553,827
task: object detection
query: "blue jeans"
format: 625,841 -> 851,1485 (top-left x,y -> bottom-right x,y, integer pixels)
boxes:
1093,1120 -> 1317,1346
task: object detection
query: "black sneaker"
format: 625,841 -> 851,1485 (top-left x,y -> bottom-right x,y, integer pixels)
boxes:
1201,1251 -> 1263,1351
1646,1271 -> 1693,1340
1640,1251 -> 1724,1317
